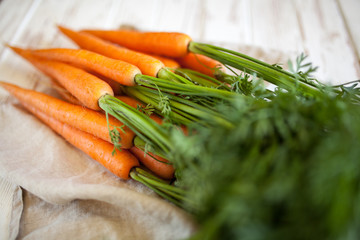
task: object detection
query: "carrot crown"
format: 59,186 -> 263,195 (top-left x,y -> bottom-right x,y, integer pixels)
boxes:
98,94 -> 171,158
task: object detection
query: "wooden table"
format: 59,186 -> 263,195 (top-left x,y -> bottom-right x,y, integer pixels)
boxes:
0,0 -> 359,85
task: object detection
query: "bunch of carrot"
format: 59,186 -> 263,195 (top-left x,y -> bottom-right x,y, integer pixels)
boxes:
2,25 -> 235,206
3,25 -> 318,206
5,25 -> 360,240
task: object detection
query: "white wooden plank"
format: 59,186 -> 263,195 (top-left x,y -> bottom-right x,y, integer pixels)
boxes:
8,0 -> 115,48
150,0 -> 190,32
293,0 -> 360,84
112,0 -> 205,41
103,0 -> 159,30
0,0 -> 37,57
105,0 -> 196,36
201,0 -> 248,44
0,0 -> 358,89
247,0 -> 303,53
177,0 -> 205,41
51,0 -> 116,47
337,0 -> 360,62
189,0 -> 300,67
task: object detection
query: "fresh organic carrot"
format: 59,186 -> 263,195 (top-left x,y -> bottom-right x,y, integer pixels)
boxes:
146,54 -> 180,69
24,103 -> 139,179
8,45 -> 114,111
25,47 -> 141,86
89,71 -> 123,95
0,81 -> 135,149
66,25 -> 179,69
8,46 -> 174,156
51,80 -> 83,105
176,52 -> 225,77
82,29 -> 192,58
58,26 -> 164,77
130,146 -> 174,180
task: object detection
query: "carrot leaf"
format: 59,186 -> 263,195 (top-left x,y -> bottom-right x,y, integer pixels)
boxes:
105,111 -> 123,155
170,78 -> 360,239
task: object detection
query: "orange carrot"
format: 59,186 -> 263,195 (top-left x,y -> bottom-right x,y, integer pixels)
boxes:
176,52 -> 225,77
24,103 -> 139,179
61,26 -> 179,69
0,81 -> 135,149
25,47 -> 141,86
8,46 -> 114,111
86,25 -> 180,69
130,146 -> 174,180
51,80 -> 83,105
82,29 -> 192,58
58,26 -> 164,77
88,71 -> 123,95
147,54 -> 180,69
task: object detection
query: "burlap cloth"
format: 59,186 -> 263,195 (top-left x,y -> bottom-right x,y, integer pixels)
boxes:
0,45 -> 293,240
0,89 -> 196,239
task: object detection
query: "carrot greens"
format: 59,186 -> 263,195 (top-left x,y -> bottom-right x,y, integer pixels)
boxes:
188,42 -> 322,97
170,80 -> 360,240
124,86 -> 234,127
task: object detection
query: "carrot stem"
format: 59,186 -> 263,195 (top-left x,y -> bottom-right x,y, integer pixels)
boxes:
157,67 -> 193,85
188,42 -> 321,96
124,87 -> 194,125
134,167 -> 170,184
130,168 -> 184,207
98,94 -> 171,156
124,86 -> 234,128
134,74 -> 238,100
133,136 -> 170,162
175,68 -> 230,90
130,167 -> 196,209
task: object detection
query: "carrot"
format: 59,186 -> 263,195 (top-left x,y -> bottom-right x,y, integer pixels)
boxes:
24,47 -> 141,86
8,45 -> 114,111
82,29 -> 192,58
130,146 -> 174,180
0,81 -> 135,149
24,103 -> 139,179
88,71 -> 123,95
68,25 -> 179,69
147,54 -> 180,69
176,52 -> 225,77
51,80 -> 83,105
58,26 -> 164,77
7,46 -> 174,159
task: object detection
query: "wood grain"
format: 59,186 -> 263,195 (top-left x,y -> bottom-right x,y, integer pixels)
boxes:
293,0 -> 360,84
337,0 -> 360,64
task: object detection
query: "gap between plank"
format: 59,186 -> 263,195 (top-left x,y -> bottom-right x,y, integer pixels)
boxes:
335,0 -> 360,69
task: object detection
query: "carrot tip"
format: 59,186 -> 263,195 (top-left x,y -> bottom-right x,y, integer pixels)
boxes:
4,43 -> 13,48
57,25 -> 66,31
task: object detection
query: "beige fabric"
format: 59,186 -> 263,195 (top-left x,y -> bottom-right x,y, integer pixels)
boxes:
0,177 -> 22,240
0,93 -> 195,240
